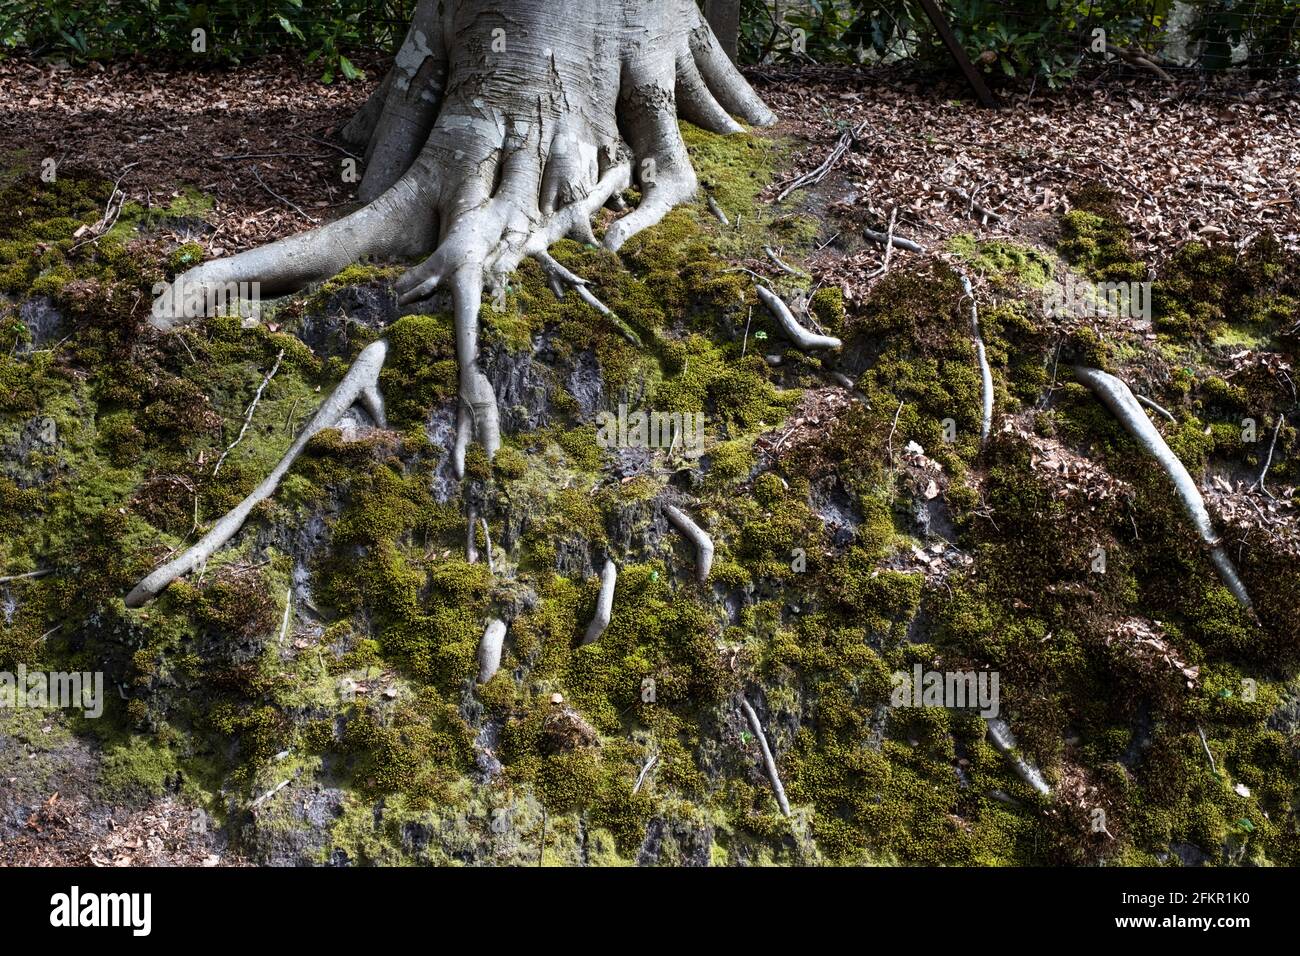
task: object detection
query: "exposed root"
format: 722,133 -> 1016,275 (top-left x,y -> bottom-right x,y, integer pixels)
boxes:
125,340 -> 389,607
477,618 -> 507,684
959,274 -> 994,444
986,717 -> 1052,798
1074,365 -> 1253,610
581,558 -> 618,646
705,193 -> 730,225
756,284 -> 842,351
664,503 -> 714,585
151,0 -> 775,479
863,225 -> 924,254
1252,414 -> 1284,496
739,695 -> 791,817
534,251 -> 641,345
763,246 -> 803,276
1136,393 -> 1176,423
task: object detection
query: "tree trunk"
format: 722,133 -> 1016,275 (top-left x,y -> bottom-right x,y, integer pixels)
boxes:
704,0 -> 742,61
129,0 -> 776,604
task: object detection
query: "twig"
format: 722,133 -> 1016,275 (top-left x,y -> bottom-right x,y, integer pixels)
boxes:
479,517 -> 494,573
1251,415 -> 1284,496
705,193 -> 729,226
251,166 -> 318,224
250,779 -> 291,810
214,349 -> 285,476
773,119 -> 869,203
663,504 -> 714,585
886,400 -> 904,463
763,246 -> 802,276
944,185 -> 1003,224
739,696 -> 791,817
276,587 -> 293,645
986,717 -> 1052,797
740,306 -> 753,358
1074,366 -> 1253,610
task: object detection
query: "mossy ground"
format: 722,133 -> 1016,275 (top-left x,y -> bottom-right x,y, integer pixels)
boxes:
1,138 -> 1296,866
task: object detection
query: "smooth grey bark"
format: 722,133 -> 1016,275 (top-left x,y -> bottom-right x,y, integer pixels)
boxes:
1073,366 -> 1253,610
756,284 -> 842,351
125,340 -> 388,607
581,558 -> 618,645
704,0 -> 742,61
150,0 -> 775,481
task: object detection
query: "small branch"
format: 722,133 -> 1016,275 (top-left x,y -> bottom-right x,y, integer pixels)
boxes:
1109,44 -> 1175,83
1251,414 -> 1284,496
479,517 -> 494,574
739,696 -> 791,817
755,285 -> 842,351
214,348 -> 285,476
534,251 -> 640,345
250,166 -> 318,224
581,558 -> 618,646
664,504 -> 714,585
477,618 -> 507,684
862,224 -> 925,255
773,119 -> 869,203
944,185 -> 1003,224
1074,366 -> 1253,610
276,587 -> 292,645
959,274 -> 994,444
886,400 -> 904,464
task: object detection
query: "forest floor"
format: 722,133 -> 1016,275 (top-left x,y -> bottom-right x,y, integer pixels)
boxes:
1,56 -> 1298,866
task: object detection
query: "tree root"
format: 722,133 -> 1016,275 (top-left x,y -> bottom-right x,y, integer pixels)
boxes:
124,340 -> 389,608
959,274 -> 994,444
763,246 -> 803,276
756,285 -> 842,351
1074,365 -> 1253,610
581,558 -> 618,646
986,717 -> 1052,798
863,226 -> 925,254
149,0 -> 775,481
664,504 -> 714,585
739,695 -> 791,817
477,618 -> 507,684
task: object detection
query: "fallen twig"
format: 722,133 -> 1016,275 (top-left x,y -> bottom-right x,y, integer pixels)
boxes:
1136,393 -> 1176,422
763,246 -> 803,276
214,348 -> 285,476
706,193 -> 729,225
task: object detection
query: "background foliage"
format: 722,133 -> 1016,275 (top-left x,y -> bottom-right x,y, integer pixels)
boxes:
0,0 -> 1296,83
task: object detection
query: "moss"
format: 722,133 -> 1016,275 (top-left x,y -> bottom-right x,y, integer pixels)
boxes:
948,234 -> 1056,288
